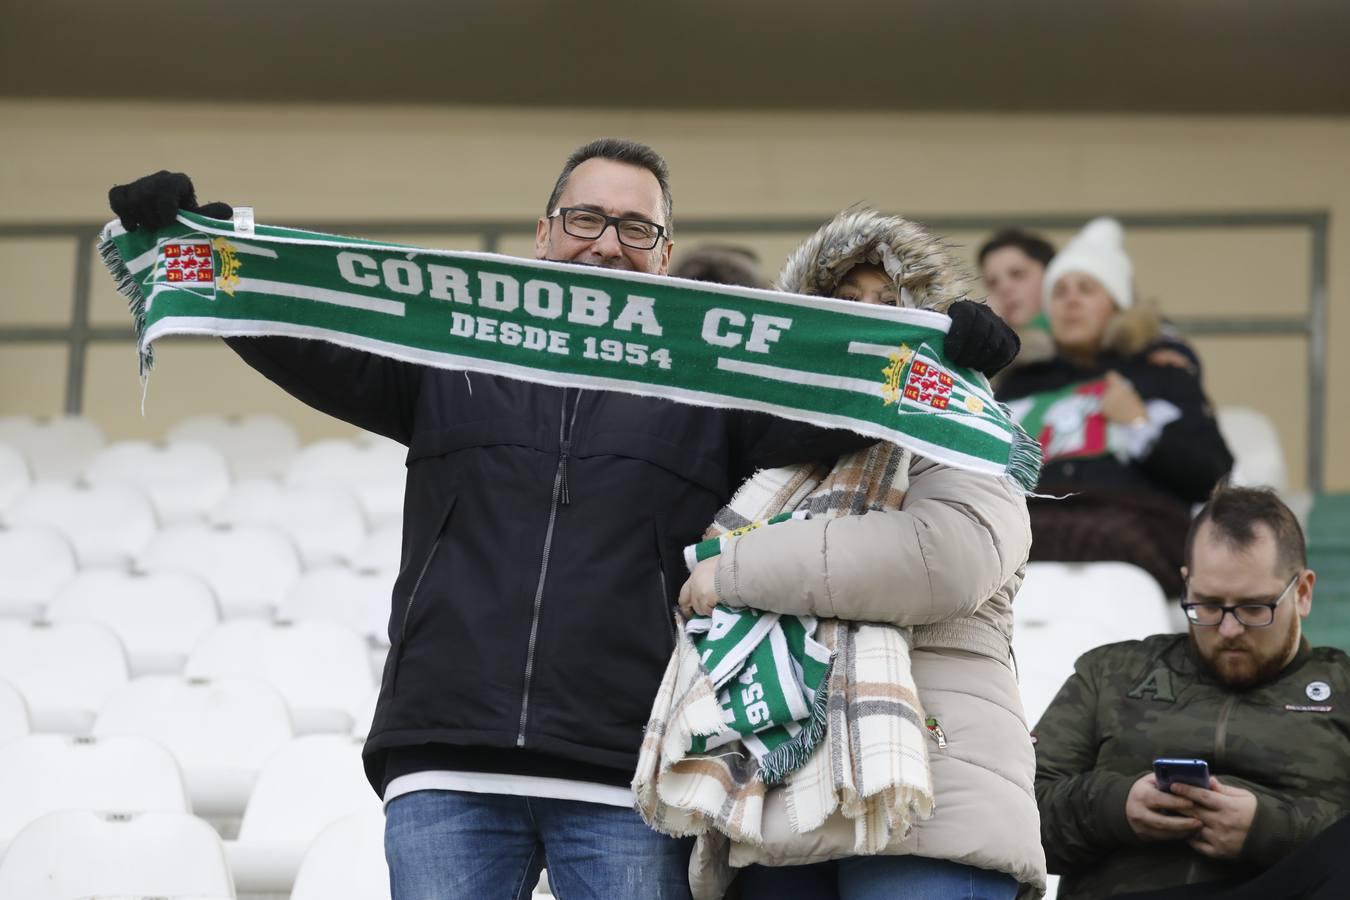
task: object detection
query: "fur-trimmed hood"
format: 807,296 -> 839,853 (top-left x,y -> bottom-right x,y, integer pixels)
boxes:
775,209 -> 974,313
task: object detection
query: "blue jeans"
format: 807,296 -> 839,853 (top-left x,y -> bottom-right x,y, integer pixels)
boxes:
736,855 -> 1018,900
384,789 -> 694,900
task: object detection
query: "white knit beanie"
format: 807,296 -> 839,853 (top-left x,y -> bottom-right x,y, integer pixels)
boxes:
1042,217 -> 1134,309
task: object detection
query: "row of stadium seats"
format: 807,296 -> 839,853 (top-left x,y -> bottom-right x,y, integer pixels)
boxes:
0,619 -> 380,737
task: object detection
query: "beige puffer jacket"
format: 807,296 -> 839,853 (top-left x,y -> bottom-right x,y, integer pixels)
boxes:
703,210 -> 1048,897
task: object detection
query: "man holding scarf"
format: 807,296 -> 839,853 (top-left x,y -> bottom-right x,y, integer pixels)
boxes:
109,138 -> 1018,899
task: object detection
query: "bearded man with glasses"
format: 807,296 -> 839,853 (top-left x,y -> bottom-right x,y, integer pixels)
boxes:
1031,486 -> 1350,900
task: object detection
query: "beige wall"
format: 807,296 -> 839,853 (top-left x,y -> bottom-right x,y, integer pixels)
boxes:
1,101 -> 1345,488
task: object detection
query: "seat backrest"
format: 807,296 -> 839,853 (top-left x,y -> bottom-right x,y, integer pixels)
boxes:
0,442 -> 30,509
1216,406 -> 1288,493
286,438 -> 406,526
167,413 -> 300,479
0,620 -> 129,733
0,524 -> 77,615
0,678 -> 30,749
1017,562 -> 1173,632
0,415 -> 105,481
278,566 -> 393,640
47,570 -> 220,673
290,809 -> 391,900
212,479 -> 368,565
5,482 -> 157,568
84,440 -> 232,524
95,674 -> 292,766
352,519 -> 402,574
185,621 -> 374,726
0,809 -> 232,899
0,734 -> 189,846
139,523 -> 301,618
237,734 -> 379,843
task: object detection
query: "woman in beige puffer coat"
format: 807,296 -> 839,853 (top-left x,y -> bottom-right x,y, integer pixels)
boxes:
681,210 -> 1047,899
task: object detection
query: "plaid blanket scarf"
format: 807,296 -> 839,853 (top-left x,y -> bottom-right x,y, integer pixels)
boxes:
633,442 -> 934,864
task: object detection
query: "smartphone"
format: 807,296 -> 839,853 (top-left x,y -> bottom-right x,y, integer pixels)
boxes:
1153,758 -> 1210,793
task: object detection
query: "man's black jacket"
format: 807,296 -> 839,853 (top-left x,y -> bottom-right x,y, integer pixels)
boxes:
226,336 -> 870,793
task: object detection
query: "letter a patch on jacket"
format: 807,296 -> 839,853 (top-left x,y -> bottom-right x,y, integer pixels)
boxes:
1128,667 -> 1176,702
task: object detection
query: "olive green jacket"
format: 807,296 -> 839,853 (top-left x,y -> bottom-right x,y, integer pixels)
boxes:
1033,633 -> 1350,899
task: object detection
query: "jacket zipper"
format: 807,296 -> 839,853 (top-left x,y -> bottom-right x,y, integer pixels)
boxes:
391,496 -> 457,691
1213,694 -> 1237,770
516,389 -> 582,747
656,543 -> 675,648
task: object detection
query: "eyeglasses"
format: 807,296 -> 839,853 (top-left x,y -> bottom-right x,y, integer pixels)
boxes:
548,207 -> 667,250
1181,573 -> 1300,628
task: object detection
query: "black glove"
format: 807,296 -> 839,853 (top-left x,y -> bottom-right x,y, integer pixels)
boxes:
108,170 -> 233,232
944,300 -> 1020,377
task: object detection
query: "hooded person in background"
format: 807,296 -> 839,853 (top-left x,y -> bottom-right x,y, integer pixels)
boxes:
995,218 -> 1232,597
668,209 -> 1046,900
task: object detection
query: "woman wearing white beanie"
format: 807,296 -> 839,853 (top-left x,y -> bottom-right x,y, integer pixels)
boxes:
994,218 -> 1232,596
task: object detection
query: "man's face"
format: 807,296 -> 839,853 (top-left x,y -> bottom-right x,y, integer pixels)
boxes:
1184,522 -> 1314,689
981,246 -> 1045,328
535,158 -> 673,275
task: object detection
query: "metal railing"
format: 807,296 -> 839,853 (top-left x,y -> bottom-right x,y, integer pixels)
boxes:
0,210 -> 1329,490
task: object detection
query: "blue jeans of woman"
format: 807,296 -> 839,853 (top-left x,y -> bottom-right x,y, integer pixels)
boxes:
735,854 -> 1018,900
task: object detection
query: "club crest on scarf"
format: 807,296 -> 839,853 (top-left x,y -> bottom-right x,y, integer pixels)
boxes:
882,343 -> 985,416
151,235 -> 242,299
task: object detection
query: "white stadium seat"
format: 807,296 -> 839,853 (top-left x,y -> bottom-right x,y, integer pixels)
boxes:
0,678 -> 30,749
227,734 -> 380,895
290,810 -> 390,900
352,687 -> 379,741
0,620 -> 129,734
353,519 -> 402,574
5,482 -> 157,568
0,734 -> 189,854
1216,406 -> 1288,493
185,621 -> 374,735
84,440 -> 232,523
286,437 -> 406,526
139,523 -> 301,619
167,412 -> 301,479
95,675 -> 293,822
0,443 -> 29,509
0,415 -> 105,481
47,570 -> 220,675
0,809 -> 233,900
1013,562 -> 1175,725
212,479 -> 367,566
278,565 -> 394,642
0,524 -> 77,620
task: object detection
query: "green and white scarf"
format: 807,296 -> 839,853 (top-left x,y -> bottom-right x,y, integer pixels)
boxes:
682,511 -> 830,781
98,212 -> 1041,489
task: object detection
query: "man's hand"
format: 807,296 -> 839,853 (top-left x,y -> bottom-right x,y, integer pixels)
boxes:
945,300 -> 1020,377
1172,777 -> 1258,860
1100,371 -> 1149,425
678,558 -> 720,618
108,170 -> 233,233
1125,774 -> 1203,842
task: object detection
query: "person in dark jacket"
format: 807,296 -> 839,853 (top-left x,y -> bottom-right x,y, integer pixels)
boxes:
108,141 -> 1021,900
1033,486 -> 1350,899
995,217 -> 1232,596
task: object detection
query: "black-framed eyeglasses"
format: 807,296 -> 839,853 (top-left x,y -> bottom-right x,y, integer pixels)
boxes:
548,207 -> 667,250
1181,573 -> 1300,628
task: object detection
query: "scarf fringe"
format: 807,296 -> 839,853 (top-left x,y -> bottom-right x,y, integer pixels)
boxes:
97,232 -> 154,377
756,655 -> 834,785
1006,418 -> 1044,494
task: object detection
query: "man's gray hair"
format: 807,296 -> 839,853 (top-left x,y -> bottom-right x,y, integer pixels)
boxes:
545,138 -> 674,235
